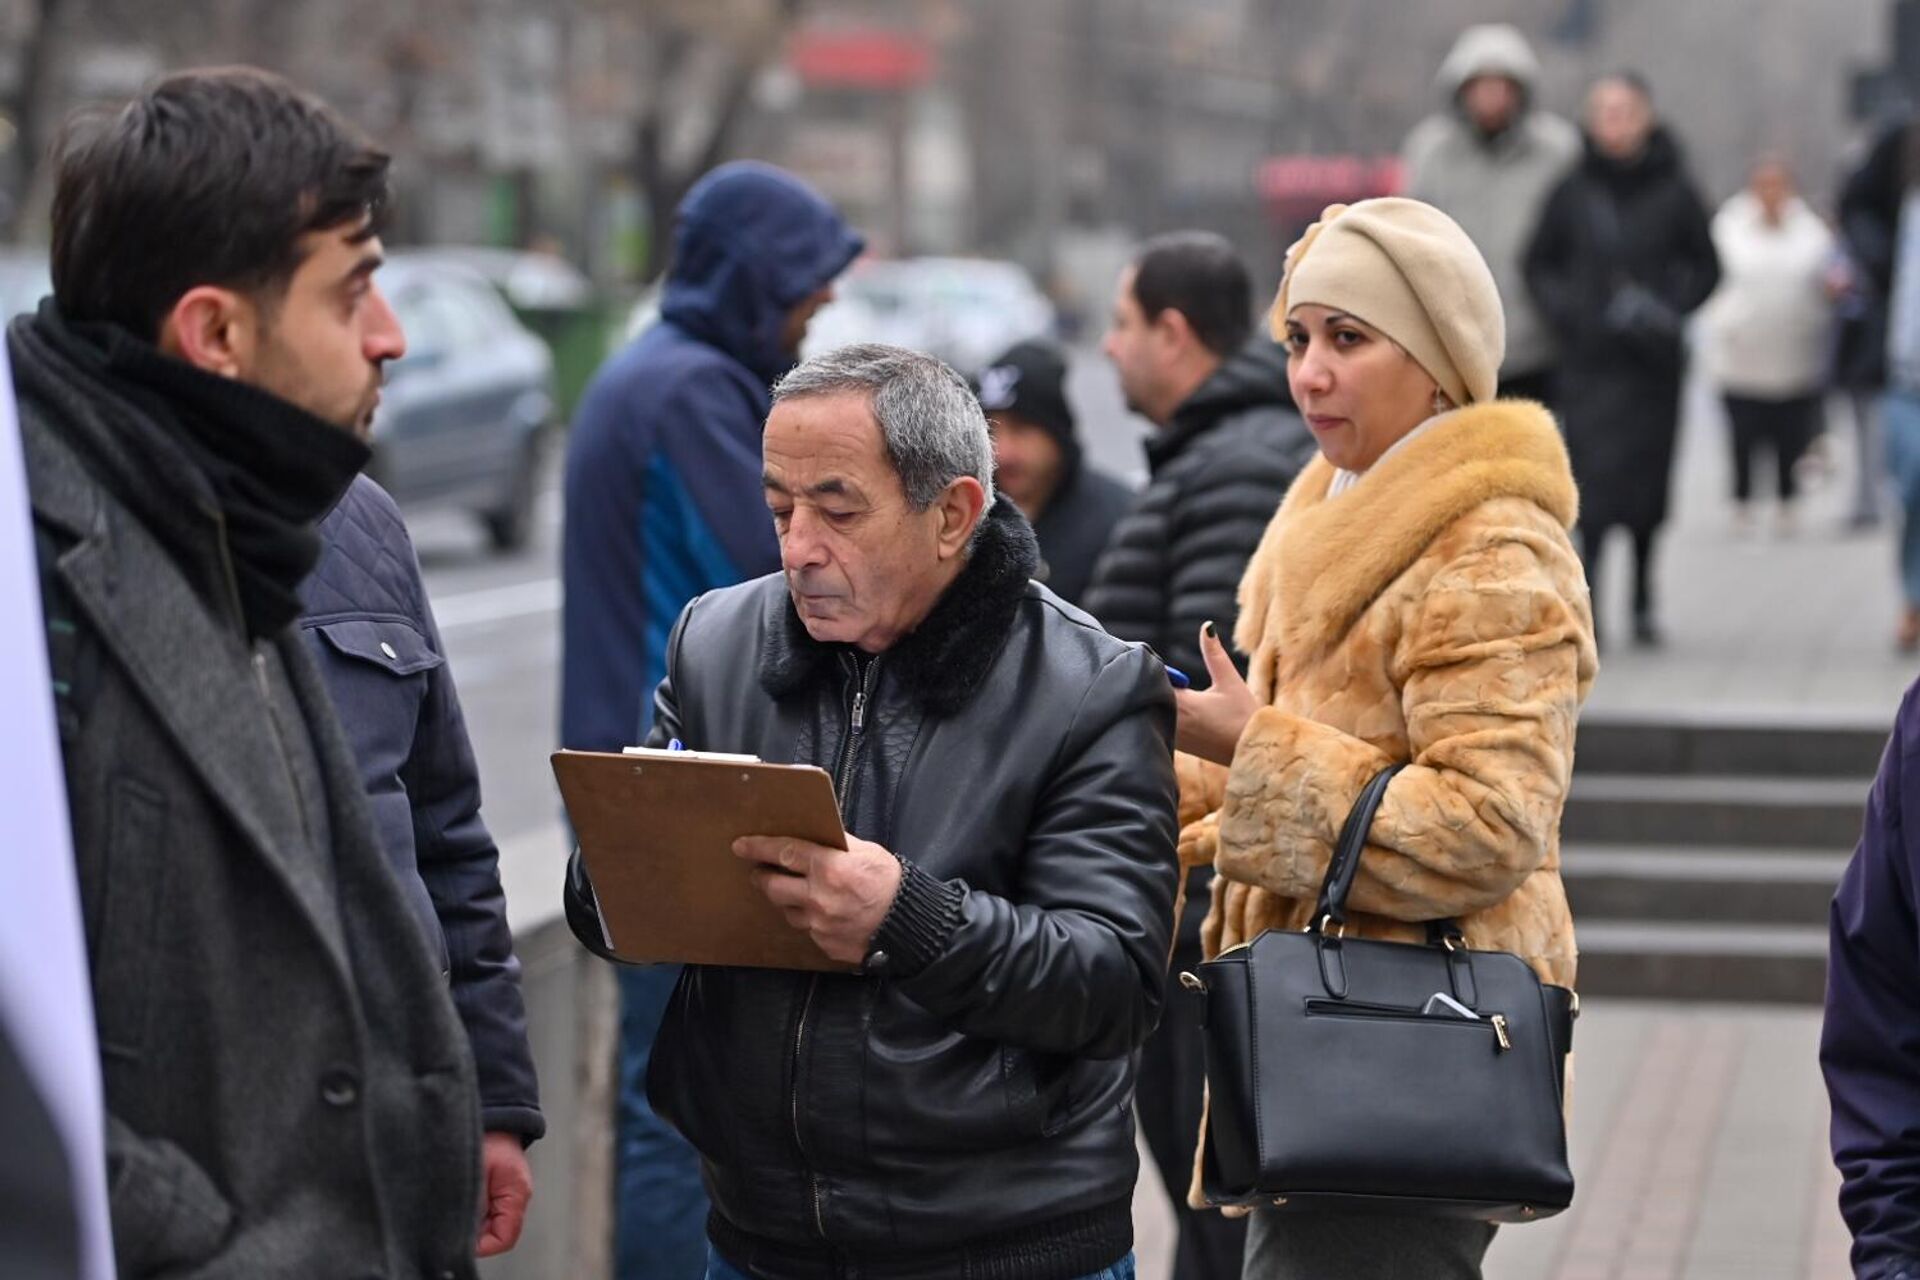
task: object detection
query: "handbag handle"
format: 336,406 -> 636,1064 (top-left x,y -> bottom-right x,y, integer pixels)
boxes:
1311,764 -> 1407,930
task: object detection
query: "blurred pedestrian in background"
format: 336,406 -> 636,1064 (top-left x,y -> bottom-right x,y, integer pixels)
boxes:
1834,121 -> 1917,534
1525,72 -> 1718,649
1402,23 -> 1579,405
976,338 -> 1133,606
1703,155 -> 1836,536
301,474 -> 544,1258
1839,121 -> 1920,650
1178,196 -> 1596,1280
1081,231 -> 1313,1280
561,161 -> 862,1278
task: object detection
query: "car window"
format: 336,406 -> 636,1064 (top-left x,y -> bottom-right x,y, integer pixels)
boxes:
393,279 -> 495,358
451,281 -> 519,341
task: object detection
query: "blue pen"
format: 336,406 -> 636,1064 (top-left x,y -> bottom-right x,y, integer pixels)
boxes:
667,738 -> 686,751
1166,666 -> 1191,690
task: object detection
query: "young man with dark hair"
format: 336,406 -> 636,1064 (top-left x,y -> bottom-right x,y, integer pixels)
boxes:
1084,232 -> 1315,1280
18,67 -> 486,1278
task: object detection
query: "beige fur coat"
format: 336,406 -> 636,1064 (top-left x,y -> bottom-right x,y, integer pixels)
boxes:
1177,398 -> 1597,1205
1182,397 -> 1597,976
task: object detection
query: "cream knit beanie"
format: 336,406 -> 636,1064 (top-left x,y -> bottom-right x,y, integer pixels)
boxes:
1274,197 -> 1505,406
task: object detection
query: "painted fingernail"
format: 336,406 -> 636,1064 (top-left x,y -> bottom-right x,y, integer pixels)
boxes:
1204,621 -> 1218,639
1167,666 -> 1192,689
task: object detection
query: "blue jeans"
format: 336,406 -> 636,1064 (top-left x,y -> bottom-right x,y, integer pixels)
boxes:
705,1246 -> 1135,1280
616,964 -> 708,1279
1885,390 -> 1920,607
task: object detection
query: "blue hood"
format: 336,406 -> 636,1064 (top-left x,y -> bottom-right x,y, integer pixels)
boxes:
659,161 -> 865,386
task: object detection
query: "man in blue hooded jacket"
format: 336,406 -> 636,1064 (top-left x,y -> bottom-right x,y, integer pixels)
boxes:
561,160 -> 862,1278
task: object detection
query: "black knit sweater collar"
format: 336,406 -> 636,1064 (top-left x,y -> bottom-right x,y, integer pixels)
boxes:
759,495 -> 1040,717
13,302 -> 369,637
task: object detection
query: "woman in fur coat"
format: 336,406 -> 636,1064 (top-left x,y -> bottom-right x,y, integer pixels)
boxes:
1174,197 -> 1599,1279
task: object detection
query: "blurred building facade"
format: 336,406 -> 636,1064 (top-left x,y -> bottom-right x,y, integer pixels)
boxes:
0,0 -> 1890,309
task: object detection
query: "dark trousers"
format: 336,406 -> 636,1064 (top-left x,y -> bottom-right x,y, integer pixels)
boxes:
1138,913 -> 1248,1280
1724,393 -> 1819,502
1242,1206 -> 1495,1279
616,965 -> 708,1279
1578,521 -> 1659,646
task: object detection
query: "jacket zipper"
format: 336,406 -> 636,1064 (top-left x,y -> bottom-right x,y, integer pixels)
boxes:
792,653 -> 883,1240
790,974 -> 823,1237
832,653 -> 881,802
1303,998 -> 1511,1053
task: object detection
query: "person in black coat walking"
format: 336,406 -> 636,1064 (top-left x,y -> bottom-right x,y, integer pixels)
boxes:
1525,73 -> 1719,648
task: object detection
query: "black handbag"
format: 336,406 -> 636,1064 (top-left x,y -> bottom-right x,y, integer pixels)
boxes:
1184,764 -> 1577,1221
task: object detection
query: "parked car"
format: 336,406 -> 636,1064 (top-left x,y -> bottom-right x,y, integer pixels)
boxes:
371,254 -> 557,552
0,249 -> 51,322
616,256 -> 1058,377
803,257 -> 1058,375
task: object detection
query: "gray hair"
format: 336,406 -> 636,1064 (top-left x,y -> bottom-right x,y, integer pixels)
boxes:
771,343 -> 996,510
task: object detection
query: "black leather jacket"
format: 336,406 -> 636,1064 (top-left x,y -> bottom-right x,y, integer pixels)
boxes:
565,501 -> 1178,1279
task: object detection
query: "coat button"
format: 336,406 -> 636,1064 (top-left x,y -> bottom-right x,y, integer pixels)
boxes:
320,1068 -> 361,1108
379,641 -> 399,660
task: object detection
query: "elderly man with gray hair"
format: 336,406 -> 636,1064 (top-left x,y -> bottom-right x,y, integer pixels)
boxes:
565,343 -> 1178,1280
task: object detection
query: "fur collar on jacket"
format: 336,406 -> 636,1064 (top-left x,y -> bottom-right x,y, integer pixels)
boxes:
1237,398 -> 1577,662
759,494 -> 1040,716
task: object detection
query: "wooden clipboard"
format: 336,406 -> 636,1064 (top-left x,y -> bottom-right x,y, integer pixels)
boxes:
551,748 -> 855,971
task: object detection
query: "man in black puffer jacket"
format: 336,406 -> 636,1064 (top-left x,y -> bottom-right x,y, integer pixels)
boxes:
564,344 -> 1177,1280
1082,232 -> 1313,1280
1085,233 -> 1314,685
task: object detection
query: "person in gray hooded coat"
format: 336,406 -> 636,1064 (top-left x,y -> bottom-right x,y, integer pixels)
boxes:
1402,23 -> 1580,405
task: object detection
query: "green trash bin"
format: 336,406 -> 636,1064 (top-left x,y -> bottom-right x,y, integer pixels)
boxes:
516,299 -> 624,425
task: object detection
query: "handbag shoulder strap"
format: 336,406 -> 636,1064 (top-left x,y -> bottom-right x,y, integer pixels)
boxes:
1312,764 -> 1406,928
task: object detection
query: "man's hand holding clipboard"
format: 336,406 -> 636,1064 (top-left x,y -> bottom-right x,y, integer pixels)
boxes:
732,833 -> 901,966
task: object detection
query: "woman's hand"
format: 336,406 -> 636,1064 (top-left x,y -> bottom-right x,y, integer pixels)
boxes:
1173,622 -> 1258,766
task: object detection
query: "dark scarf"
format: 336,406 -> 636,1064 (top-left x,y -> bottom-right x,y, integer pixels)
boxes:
11,303 -> 369,637
759,495 -> 1041,716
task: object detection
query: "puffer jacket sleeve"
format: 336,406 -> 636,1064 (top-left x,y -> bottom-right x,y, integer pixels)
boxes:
1822,681 -> 1920,1279
1160,425 -> 1300,683
1212,531 -> 1588,920
874,647 -> 1179,1060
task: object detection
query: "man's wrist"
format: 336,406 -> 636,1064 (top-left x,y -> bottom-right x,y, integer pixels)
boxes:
866,855 -> 963,979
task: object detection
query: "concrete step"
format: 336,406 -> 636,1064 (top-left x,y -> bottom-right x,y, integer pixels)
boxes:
1562,774 -> 1870,849
1576,715 -> 1889,779
1560,844 -> 1848,927
1573,920 -> 1828,1004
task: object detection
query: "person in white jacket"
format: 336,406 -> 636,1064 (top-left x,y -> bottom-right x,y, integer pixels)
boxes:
1704,156 -> 1836,532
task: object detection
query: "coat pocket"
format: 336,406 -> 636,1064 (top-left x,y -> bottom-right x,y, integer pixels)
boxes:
1003,1046 -> 1076,1138
94,777 -> 171,1061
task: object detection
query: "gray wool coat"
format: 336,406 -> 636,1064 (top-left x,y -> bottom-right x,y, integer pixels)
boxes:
23,412 -> 483,1278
